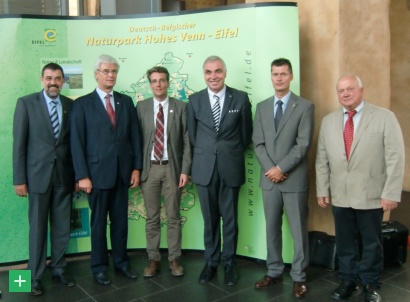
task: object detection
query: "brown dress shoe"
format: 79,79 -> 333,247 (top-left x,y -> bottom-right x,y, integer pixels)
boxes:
169,258 -> 184,276
255,275 -> 283,288
293,282 -> 307,299
143,259 -> 160,278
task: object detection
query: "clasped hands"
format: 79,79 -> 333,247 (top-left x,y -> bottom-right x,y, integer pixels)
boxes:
265,166 -> 288,183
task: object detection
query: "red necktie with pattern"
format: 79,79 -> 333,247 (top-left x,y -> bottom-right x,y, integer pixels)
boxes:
154,103 -> 164,160
105,94 -> 115,128
344,110 -> 357,160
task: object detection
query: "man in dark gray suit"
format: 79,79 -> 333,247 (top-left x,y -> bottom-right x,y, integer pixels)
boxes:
137,66 -> 191,278
253,58 -> 314,299
13,63 -> 76,295
187,55 -> 253,286
70,54 -> 142,285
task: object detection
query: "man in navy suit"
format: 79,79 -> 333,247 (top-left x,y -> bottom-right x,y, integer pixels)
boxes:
70,54 -> 143,285
187,55 -> 253,286
13,63 -> 76,295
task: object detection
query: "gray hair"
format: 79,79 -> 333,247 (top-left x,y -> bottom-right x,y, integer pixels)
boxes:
337,74 -> 363,88
94,54 -> 120,72
203,55 -> 226,72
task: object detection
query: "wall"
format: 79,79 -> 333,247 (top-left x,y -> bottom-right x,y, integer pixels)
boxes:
390,0 -> 410,191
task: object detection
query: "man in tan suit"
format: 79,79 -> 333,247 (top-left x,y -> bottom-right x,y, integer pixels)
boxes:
137,66 -> 191,278
316,75 -> 405,302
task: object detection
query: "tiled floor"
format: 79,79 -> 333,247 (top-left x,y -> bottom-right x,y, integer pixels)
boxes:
1,250 -> 409,302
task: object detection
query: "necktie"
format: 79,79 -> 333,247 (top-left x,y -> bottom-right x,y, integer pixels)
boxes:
154,103 -> 165,161
274,100 -> 283,129
105,94 -> 115,127
50,100 -> 60,139
212,94 -> 220,133
344,110 -> 357,160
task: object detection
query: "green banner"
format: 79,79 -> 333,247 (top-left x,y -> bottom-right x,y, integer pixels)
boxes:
0,3 -> 299,264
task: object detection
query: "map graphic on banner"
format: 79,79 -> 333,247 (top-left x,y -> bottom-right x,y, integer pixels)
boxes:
127,52 -> 194,102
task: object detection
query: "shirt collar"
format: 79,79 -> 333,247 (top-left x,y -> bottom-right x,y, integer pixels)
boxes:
153,97 -> 169,108
343,100 -> 365,114
274,90 -> 291,106
43,90 -> 61,105
208,85 -> 226,100
96,87 -> 113,100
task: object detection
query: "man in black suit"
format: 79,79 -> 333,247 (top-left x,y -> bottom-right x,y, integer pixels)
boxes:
70,54 -> 143,285
187,55 -> 253,286
13,63 -> 76,295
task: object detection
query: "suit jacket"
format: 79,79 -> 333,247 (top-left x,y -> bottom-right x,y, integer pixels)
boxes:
13,91 -> 74,193
136,97 -> 191,183
253,92 -> 315,192
187,86 -> 253,187
316,102 -> 405,209
70,90 -> 142,189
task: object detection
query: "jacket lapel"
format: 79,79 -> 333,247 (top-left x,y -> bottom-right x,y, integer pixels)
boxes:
113,91 -> 123,128
93,90 -> 114,128
350,103 -> 373,159
220,87 -> 232,124
275,92 -> 298,137
38,91 -> 56,141
167,98 -> 175,135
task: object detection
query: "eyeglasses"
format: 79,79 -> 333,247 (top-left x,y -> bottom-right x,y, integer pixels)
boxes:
97,69 -> 118,75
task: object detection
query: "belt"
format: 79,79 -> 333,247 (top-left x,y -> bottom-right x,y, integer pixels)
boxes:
151,160 -> 169,165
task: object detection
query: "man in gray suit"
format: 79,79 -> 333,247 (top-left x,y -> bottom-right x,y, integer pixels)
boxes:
137,66 -> 191,278
253,58 -> 314,299
187,55 -> 253,286
316,75 -> 405,302
13,63 -> 76,295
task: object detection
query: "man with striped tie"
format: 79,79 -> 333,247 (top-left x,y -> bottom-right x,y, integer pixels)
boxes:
13,63 -> 76,295
187,55 -> 253,286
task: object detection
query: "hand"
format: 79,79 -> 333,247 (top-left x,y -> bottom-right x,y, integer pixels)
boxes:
79,178 -> 92,193
265,166 -> 288,183
317,196 -> 330,208
129,170 -> 140,188
381,199 -> 398,211
14,184 -> 28,197
74,182 -> 80,192
178,174 -> 189,188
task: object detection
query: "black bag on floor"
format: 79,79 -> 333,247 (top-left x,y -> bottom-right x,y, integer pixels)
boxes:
382,220 -> 408,266
308,231 -> 338,271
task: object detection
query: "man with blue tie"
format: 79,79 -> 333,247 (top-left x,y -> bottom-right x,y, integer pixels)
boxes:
253,58 -> 314,299
13,63 -> 76,295
70,54 -> 143,285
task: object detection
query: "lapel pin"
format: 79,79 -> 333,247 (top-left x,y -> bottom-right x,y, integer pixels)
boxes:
170,110 -> 173,113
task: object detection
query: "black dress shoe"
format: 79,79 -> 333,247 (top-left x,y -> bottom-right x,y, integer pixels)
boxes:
364,285 -> 382,302
115,266 -> 139,279
52,273 -> 75,287
224,266 -> 238,286
30,279 -> 43,296
331,279 -> 360,300
199,264 -> 217,284
94,272 -> 111,285
255,275 -> 283,288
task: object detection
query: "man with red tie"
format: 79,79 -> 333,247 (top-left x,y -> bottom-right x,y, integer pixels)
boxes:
316,75 -> 405,302
70,54 -> 143,285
